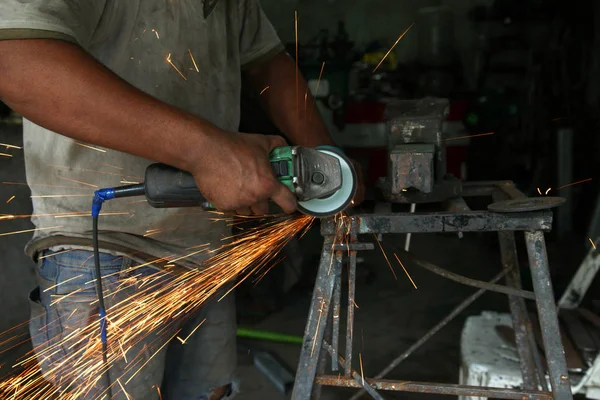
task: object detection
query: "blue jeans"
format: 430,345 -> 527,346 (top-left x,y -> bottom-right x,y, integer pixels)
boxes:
29,249 -> 237,400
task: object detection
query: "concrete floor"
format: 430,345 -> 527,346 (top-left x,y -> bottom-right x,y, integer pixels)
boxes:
0,123 -> 584,399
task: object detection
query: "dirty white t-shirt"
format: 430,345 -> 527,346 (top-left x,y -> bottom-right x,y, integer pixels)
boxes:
0,0 -> 284,268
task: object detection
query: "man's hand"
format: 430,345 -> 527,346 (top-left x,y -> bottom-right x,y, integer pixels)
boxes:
191,131 -> 297,215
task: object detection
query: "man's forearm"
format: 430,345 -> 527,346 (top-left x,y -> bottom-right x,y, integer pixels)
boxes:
245,52 -> 335,147
0,39 -> 218,173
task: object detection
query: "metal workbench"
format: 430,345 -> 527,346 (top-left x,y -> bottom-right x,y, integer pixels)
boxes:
291,181 -> 573,400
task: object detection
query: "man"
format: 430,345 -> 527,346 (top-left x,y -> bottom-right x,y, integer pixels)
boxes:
0,1 -> 358,399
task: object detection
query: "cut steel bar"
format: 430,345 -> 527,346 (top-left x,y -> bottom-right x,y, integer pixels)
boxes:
317,376 -> 551,399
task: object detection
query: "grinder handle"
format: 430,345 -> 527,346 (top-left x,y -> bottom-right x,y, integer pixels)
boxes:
144,163 -> 213,209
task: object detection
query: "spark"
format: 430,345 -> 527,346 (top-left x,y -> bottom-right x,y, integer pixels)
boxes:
176,318 -> 206,344
74,142 -> 106,153
100,164 -> 123,171
537,188 -> 542,195
43,274 -> 83,292
155,386 -> 163,400
38,249 -> 74,260
260,86 -> 270,95
0,215 -> 15,220
5,196 -> 15,204
3,181 -> 81,189
166,53 -> 187,81
59,177 -> 98,188
557,178 -> 592,190
31,194 -> 92,198
54,212 -> 129,219
119,180 -> 140,185
117,379 -> 132,400
590,238 -> 597,250
0,214 -> 314,399
188,49 -> 199,72
443,132 -> 494,142
119,340 -> 128,363
373,234 -> 398,279
0,226 -> 62,238
545,188 -> 551,195
394,253 -> 417,289
152,29 -> 160,39
309,61 -> 326,121
0,143 -> 22,149
0,153 -> 13,158
353,299 -> 359,309
373,23 -> 414,72
359,353 -> 365,385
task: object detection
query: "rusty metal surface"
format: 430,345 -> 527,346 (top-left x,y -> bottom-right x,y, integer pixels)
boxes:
381,177 -> 462,203
290,236 -> 338,400
524,231 -> 573,399
488,197 -> 567,213
316,376 -> 551,399
345,218 -> 359,377
321,211 -> 553,235
498,231 -> 541,390
385,97 -> 449,181
331,255 -> 342,373
389,144 -> 435,194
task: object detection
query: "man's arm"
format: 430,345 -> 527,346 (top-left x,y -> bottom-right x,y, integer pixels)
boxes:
0,39 -> 296,214
245,51 -> 365,203
244,52 -> 335,148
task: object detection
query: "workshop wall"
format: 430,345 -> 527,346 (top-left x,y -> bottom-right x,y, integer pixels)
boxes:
261,0 -> 487,66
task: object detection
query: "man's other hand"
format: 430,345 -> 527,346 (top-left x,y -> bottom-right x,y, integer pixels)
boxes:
191,132 -> 297,215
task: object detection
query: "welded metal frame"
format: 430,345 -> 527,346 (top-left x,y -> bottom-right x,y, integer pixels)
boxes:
291,181 -> 573,400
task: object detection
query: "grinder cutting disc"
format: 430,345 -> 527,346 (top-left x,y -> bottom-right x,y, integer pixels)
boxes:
297,148 -> 357,217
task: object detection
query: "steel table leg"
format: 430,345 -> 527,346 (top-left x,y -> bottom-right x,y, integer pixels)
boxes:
292,236 -> 338,400
498,231 -> 540,390
525,231 -> 573,399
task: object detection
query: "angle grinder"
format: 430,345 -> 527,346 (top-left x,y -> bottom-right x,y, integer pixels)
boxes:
94,146 -> 357,218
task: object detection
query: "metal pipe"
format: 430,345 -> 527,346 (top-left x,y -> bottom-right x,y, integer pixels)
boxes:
319,376 -> 551,399
524,231 -> 573,399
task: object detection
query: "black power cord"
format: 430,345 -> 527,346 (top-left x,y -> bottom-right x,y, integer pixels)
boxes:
91,184 -> 145,399
93,215 -> 112,399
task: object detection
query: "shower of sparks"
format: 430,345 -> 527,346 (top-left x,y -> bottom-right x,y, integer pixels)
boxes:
0,153 -> 13,158
590,238 -> 597,250
188,49 -> 199,72
0,143 -> 22,149
557,178 -> 592,190
166,53 -> 187,81
176,318 -> 206,345
394,253 -> 417,289
74,142 -> 106,153
260,86 -> 270,95
443,132 -> 494,142
58,177 -> 98,188
359,353 -> 365,385
5,196 -> 15,204
0,226 -> 62,238
373,23 -> 414,73
0,214 -> 314,399
373,234 -> 398,279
